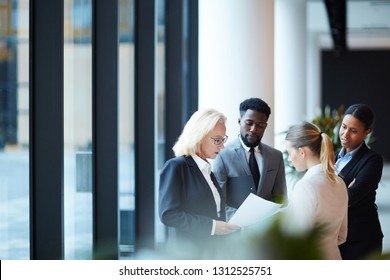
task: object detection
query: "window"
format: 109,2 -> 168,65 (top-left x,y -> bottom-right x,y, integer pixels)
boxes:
0,0 -> 30,260
64,0 -> 93,259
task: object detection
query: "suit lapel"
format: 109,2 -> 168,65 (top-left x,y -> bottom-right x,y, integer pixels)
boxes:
186,156 -> 222,216
211,172 -> 226,219
233,139 -> 265,194
257,143 -> 266,194
338,142 -> 368,181
233,139 -> 251,174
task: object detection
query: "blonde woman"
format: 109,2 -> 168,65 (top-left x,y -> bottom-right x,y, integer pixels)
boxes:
159,108 -> 239,259
283,121 -> 348,259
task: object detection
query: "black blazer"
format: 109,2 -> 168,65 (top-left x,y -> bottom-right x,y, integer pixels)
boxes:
337,142 -> 384,241
159,155 -> 227,258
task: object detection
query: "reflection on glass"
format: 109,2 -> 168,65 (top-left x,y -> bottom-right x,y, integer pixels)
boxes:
0,0 -> 30,260
118,0 -> 135,258
118,0 -> 165,259
64,0 -> 93,259
155,0 -> 166,248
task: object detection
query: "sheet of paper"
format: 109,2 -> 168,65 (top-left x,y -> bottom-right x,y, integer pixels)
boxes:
228,193 -> 282,227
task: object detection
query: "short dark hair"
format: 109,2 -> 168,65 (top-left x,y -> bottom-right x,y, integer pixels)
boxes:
344,104 -> 374,130
239,97 -> 271,119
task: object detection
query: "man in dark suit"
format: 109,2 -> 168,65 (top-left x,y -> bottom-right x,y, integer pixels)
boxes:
212,98 -> 287,219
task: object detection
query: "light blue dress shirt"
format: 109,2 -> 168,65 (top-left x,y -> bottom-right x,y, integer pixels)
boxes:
335,143 -> 364,174
335,152 -> 352,174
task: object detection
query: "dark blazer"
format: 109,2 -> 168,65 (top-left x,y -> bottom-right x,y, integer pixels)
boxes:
337,142 -> 384,244
212,138 -> 287,208
159,155 -> 227,258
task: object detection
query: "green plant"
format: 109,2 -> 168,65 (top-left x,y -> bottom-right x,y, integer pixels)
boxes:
312,104 -> 345,152
251,216 -> 326,259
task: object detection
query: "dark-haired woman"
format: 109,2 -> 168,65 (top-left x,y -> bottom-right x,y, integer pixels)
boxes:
336,104 -> 384,260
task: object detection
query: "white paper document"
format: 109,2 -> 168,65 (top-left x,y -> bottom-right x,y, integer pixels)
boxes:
228,193 -> 282,227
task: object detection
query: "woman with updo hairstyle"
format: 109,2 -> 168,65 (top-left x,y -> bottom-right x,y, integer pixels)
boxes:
336,104 -> 384,260
283,121 -> 348,260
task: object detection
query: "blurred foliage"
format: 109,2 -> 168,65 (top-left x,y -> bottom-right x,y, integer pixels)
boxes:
365,250 -> 390,260
233,215 -> 326,260
233,214 -> 390,260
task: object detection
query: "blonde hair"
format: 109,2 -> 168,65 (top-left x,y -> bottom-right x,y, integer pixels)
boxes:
172,108 -> 227,157
285,121 -> 338,183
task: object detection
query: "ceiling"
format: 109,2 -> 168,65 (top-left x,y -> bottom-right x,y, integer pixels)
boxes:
309,0 -> 390,53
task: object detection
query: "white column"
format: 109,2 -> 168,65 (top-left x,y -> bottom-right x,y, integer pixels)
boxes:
199,0 -> 275,146
274,0 -> 307,151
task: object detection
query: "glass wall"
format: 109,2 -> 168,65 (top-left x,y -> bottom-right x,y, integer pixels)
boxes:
118,0 -> 166,258
118,0 -> 135,257
0,0 -> 30,260
155,0 -> 166,248
0,0 -> 193,260
63,0 -> 138,259
63,0 -> 93,259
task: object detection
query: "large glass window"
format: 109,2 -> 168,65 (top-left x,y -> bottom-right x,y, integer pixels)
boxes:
155,0 -> 166,248
118,0 -> 135,258
64,0 -> 93,259
0,0 -> 30,260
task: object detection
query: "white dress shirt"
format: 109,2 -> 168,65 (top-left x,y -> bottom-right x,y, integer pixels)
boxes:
238,136 -> 263,178
192,154 -> 221,235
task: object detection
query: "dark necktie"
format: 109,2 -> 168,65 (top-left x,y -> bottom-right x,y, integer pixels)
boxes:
249,147 -> 260,190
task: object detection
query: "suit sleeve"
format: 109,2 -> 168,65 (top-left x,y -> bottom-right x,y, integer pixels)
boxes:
158,160 -> 213,236
347,153 -> 383,207
272,152 -> 288,204
212,153 -> 237,219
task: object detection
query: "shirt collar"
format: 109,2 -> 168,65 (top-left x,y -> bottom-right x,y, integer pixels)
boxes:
192,154 -> 211,174
238,135 -> 260,152
338,142 -> 364,159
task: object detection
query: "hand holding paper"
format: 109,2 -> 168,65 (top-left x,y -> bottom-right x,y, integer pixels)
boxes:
215,220 -> 240,235
228,193 -> 282,228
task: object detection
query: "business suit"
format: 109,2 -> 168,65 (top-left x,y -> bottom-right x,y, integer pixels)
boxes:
212,137 -> 287,209
159,155 -> 227,259
337,142 -> 384,259
286,164 -> 348,259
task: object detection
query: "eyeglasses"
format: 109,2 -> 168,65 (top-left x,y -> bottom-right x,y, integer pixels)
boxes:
210,135 -> 228,145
